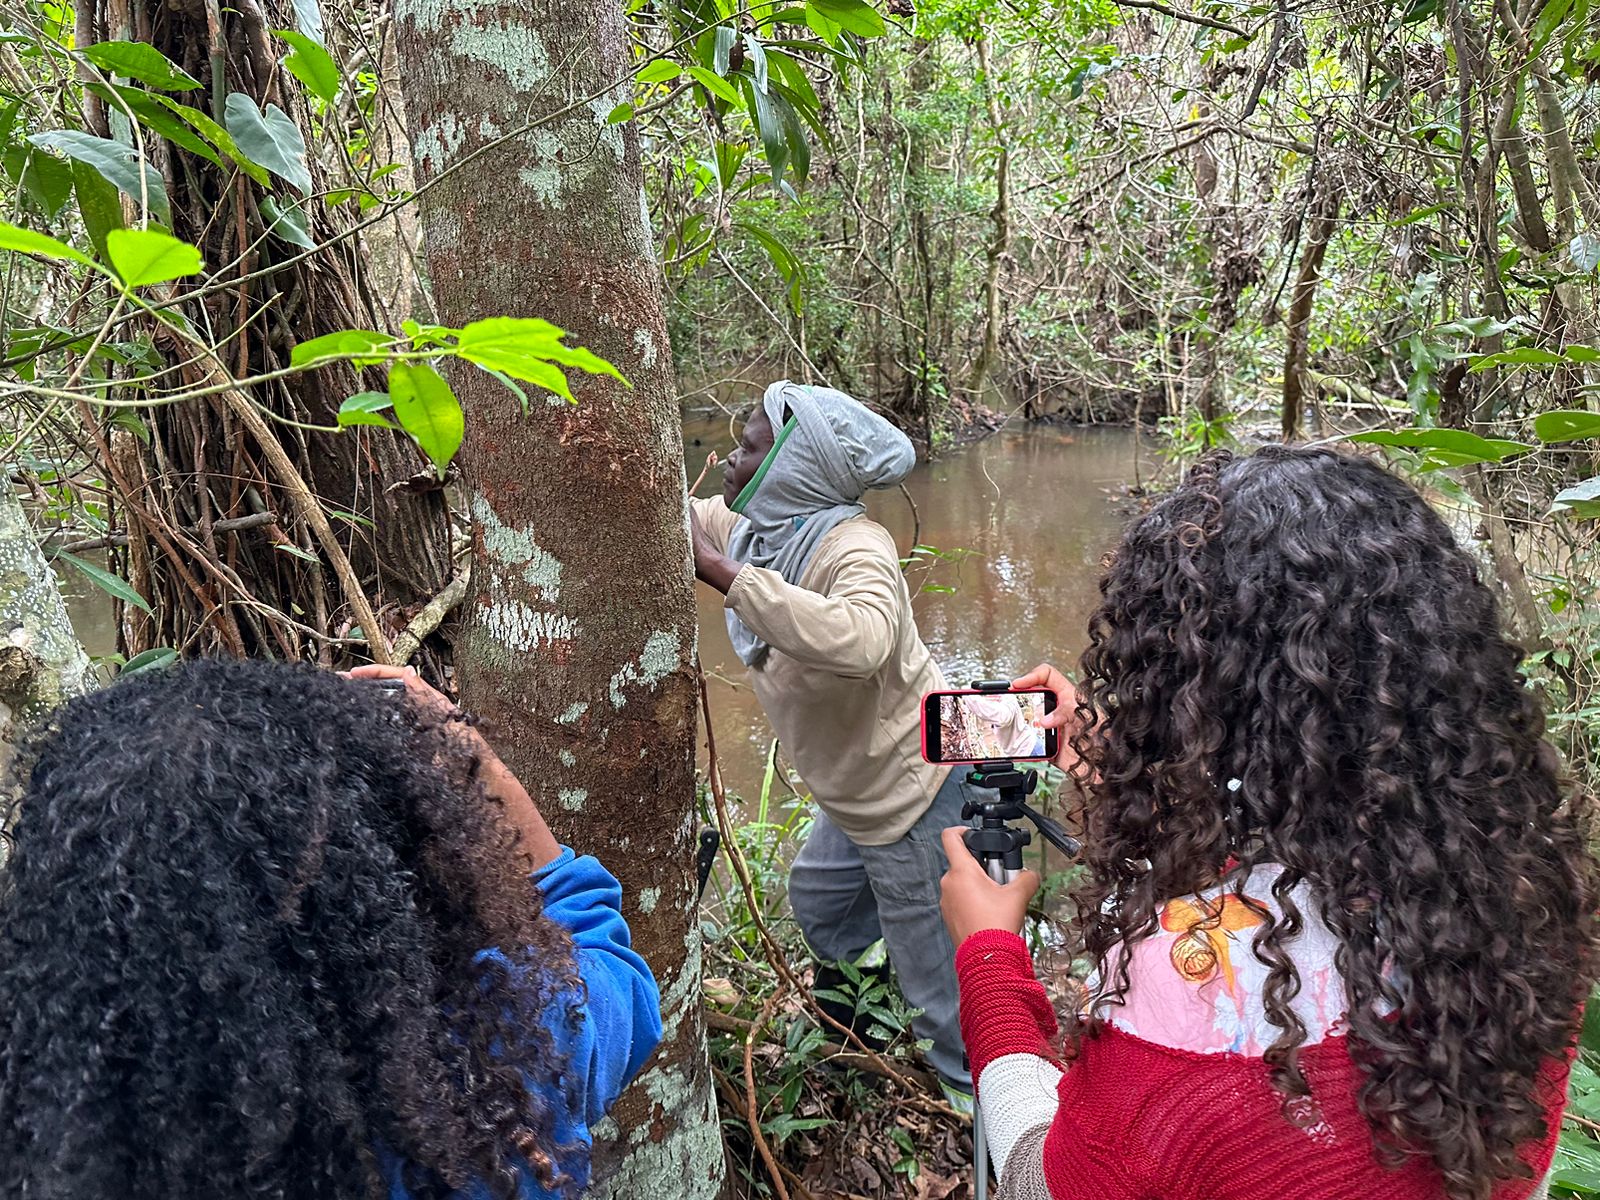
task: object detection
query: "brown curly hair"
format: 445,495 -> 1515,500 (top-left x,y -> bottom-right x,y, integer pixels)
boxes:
1067,446 -> 1596,1199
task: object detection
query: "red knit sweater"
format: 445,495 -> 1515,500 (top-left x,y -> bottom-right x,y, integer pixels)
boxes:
956,929 -> 1567,1200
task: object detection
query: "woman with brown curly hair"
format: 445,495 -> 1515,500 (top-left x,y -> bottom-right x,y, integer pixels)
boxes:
0,658 -> 660,1200
941,446 -> 1596,1200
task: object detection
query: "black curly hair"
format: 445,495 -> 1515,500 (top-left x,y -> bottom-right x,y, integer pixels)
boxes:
0,658 -> 581,1200
1067,446 -> 1597,1199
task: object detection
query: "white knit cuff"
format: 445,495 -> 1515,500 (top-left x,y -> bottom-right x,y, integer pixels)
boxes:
977,1052 -> 1063,1181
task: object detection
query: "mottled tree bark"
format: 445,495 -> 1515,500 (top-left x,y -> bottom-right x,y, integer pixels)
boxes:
0,485 -> 95,784
391,4 -> 721,1196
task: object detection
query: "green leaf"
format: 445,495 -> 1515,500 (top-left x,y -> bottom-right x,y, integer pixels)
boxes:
328,508 -> 376,530
0,218 -> 93,267
637,60 -> 682,84
275,542 -> 320,563
1535,410 -> 1600,443
121,646 -> 178,675
224,93 -> 312,195
273,30 -> 340,104
290,0 -> 325,44
261,196 -> 316,249
147,94 -> 271,186
3,144 -> 75,217
1551,476 -> 1600,519
56,550 -> 152,614
455,316 -> 627,394
1469,346 -> 1570,371
337,390 -> 397,429
745,77 -> 789,184
1348,428 -> 1533,468
808,0 -> 886,36
81,40 -> 200,90
388,362 -> 464,480
606,102 -> 634,124
28,130 -> 170,224
742,32 -> 770,93
687,65 -> 740,105
85,83 -> 222,166
72,158 -> 124,260
291,329 -> 392,368
105,228 -> 203,287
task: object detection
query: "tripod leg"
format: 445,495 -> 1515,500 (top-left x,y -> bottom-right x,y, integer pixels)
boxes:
974,1095 -> 990,1200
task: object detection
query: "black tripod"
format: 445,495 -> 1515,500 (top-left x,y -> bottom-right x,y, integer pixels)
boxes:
961,760 -> 1082,880
960,759 -> 1080,1200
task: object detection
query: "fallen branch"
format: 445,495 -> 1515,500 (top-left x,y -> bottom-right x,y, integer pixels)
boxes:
47,511 -> 279,555
745,989 -> 793,1200
705,1008 -> 940,1092
390,561 -> 471,665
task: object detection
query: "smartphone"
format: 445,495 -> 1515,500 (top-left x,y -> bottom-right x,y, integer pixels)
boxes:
921,688 -> 1058,764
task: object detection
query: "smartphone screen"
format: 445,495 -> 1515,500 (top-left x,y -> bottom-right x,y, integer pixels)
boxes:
921,689 -> 1058,764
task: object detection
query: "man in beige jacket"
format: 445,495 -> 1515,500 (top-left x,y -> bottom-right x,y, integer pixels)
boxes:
689,380 -> 979,1103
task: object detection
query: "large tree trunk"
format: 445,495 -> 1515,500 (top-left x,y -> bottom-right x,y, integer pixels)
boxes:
391,3 -> 721,1196
88,0 -> 451,665
0,484 -> 94,783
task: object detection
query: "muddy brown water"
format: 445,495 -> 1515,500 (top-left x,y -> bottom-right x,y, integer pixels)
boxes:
56,419 -> 1151,809
685,416 -> 1151,803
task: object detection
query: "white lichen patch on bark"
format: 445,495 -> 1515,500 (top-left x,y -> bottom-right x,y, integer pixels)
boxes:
557,787 -> 588,812
637,886 -> 660,914
606,629 -> 681,708
0,486 -> 95,776
411,112 -> 465,175
555,701 -> 589,724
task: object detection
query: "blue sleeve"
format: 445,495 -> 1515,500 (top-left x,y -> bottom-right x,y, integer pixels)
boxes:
531,847 -> 663,1127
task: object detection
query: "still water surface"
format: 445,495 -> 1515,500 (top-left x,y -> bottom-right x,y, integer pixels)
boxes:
685,416 -> 1150,800
57,419 -> 1150,805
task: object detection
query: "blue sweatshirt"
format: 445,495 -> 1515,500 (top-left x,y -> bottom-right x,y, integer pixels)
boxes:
381,848 -> 663,1198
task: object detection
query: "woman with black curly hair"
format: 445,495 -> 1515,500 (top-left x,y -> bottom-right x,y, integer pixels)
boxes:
940,446 -> 1596,1200
0,657 -> 661,1200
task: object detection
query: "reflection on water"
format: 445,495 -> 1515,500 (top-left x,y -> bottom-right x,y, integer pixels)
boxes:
53,420 -> 1151,810
686,417 -> 1151,801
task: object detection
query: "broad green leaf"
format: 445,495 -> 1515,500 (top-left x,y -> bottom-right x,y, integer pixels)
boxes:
121,646 -> 178,675
148,94 -> 270,186
388,362 -> 464,479
775,87 -> 811,187
290,0 -> 325,44
455,316 -> 627,393
607,102 -> 634,124
637,60 -> 682,84
261,196 -> 316,249
808,0 -> 886,36
224,93 -> 312,195
746,78 -> 789,184
274,30 -> 339,105
105,228 -> 203,287
28,130 -> 170,224
56,550 -> 152,614
337,390 -> 397,429
1348,428 -> 1532,468
767,48 -> 820,110
0,218 -> 93,267
742,32 -> 770,93
81,40 -> 200,90
714,24 -> 737,74
290,329 -> 392,368
86,83 -> 222,166
1535,410 -> 1600,443
1469,346 -> 1570,371
1551,476 -> 1600,519
3,145 -> 75,217
687,65 -> 740,105
72,158 -> 123,260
